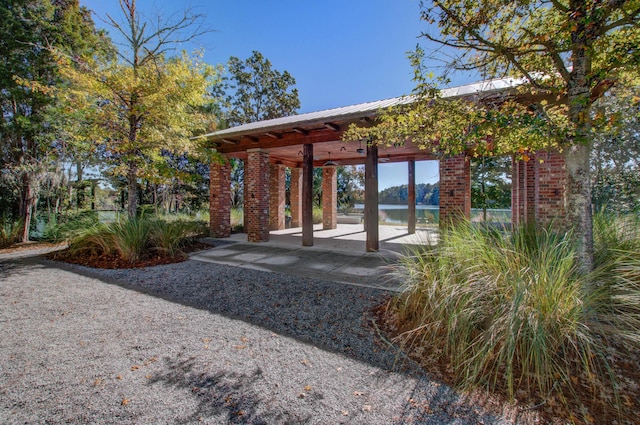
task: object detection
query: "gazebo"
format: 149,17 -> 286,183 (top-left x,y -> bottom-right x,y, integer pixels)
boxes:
202,78 -> 565,252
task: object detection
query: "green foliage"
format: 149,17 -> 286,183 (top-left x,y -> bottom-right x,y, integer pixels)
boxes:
230,208 -> 244,233
66,215 -> 204,263
0,0 -> 108,241
393,219 -> 640,413
218,50 -> 300,126
148,218 -> 206,257
41,210 -> 100,243
471,156 -> 512,214
57,1 -> 219,217
312,207 -> 323,224
379,182 -> 440,205
0,217 -> 24,248
591,85 -> 640,213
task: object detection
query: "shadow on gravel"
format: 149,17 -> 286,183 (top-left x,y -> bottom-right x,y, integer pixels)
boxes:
149,355 -> 311,425
0,258 -> 46,280
46,259 -> 416,374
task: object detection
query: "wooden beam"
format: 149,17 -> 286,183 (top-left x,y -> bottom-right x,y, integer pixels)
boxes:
324,122 -> 340,132
302,143 -> 314,246
244,136 -> 259,143
408,160 -> 416,234
365,144 -> 379,252
265,132 -> 282,139
292,127 -> 309,135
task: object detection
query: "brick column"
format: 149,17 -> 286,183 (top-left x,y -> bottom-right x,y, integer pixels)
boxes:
209,159 -> 231,238
290,167 -> 302,228
439,154 -> 471,227
245,149 -> 270,242
322,165 -> 337,230
535,150 -> 565,226
269,164 -> 286,230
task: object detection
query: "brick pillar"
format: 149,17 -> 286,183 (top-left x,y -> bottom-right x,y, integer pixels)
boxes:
439,154 -> 471,227
322,165 -> 337,230
290,167 -> 302,228
209,159 -> 231,238
245,149 -> 270,242
269,164 -> 286,230
535,150 -> 566,226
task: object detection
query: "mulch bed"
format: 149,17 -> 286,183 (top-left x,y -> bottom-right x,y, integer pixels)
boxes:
44,241 -> 214,269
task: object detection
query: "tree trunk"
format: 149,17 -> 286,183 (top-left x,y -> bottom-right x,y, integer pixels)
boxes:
564,142 -> 594,273
566,15 -> 595,272
127,163 -> 138,218
19,172 -> 35,243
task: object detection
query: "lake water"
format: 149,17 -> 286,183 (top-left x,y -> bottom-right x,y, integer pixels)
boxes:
353,204 -> 511,225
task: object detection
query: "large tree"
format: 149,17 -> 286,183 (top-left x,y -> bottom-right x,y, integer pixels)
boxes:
215,50 -> 300,208
348,1 -> 640,271
219,50 -> 300,127
60,0 -> 217,217
0,0 -> 106,241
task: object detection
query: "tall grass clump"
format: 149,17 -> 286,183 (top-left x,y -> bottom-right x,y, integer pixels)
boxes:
148,218 -> 206,257
65,215 -> 206,263
392,219 -> 640,412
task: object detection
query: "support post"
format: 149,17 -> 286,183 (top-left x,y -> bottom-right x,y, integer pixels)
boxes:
322,165 -> 337,230
209,158 -> 232,238
269,163 -> 286,230
290,167 -> 302,228
302,144 -> 314,246
245,149 -> 270,242
365,144 -> 379,252
408,160 -> 416,234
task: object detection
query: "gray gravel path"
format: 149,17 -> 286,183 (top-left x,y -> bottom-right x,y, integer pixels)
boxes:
0,249 -> 528,424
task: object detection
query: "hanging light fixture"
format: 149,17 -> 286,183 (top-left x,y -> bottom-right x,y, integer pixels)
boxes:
357,139 -> 366,155
323,151 -> 338,166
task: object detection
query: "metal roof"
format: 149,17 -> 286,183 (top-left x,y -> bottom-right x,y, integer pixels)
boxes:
201,77 -> 524,141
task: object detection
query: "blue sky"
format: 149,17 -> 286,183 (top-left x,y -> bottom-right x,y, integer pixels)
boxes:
81,0 -> 475,189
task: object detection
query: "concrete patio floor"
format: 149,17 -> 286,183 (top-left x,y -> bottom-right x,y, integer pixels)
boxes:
191,224 -> 438,292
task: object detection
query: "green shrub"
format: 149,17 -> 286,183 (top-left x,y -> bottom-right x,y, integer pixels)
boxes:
392,219 -> 640,412
148,219 -> 205,257
66,223 -> 115,257
66,215 -> 206,263
42,211 -> 100,243
0,217 -> 23,247
312,206 -> 323,224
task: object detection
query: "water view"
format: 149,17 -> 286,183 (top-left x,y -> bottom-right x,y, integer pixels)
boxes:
353,204 -> 512,225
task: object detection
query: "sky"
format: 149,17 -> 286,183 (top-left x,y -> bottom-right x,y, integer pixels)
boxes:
80,0 -> 476,189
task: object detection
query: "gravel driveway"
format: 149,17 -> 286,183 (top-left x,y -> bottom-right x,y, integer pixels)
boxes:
0,248 -> 529,424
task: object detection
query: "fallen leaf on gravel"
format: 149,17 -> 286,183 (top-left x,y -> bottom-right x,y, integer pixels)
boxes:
121,398 -> 129,406
241,337 -> 249,343
116,375 -> 122,380
93,378 -> 102,386
353,391 -> 363,396
362,405 -> 372,412
130,365 -> 139,371
298,393 -> 305,399
143,357 -> 157,366
233,345 -> 246,350
202,338 -> 211,343
300,359 -> 310,367
342,410 -> 349,416
304,385 -> 312,392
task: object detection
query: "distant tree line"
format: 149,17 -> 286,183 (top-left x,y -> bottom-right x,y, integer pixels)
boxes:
379,183 -> 440,205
